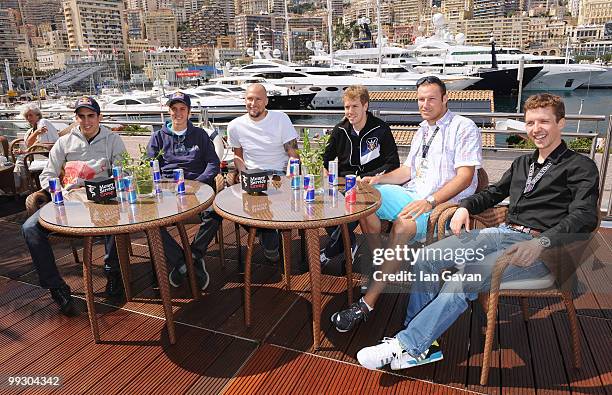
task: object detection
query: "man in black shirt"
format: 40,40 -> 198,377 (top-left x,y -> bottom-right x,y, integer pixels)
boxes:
355,93 -> 600,371
320,85 -> 400,265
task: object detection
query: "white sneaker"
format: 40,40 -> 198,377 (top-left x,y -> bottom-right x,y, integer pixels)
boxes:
389,339 -> 444,370
356,337 -> 405,370
320,243 -> 359,267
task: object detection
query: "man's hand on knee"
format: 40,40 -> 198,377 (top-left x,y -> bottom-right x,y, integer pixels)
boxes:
450,207 -> 470,236
398,199 -> 431,220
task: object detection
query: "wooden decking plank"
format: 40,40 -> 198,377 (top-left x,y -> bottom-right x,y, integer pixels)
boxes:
182,337 -> 256,395
51,320 -> 165,395
577,259 -> 612,320
256,348 -> 312,394
0,280 -> 45,318
112,326 -> 203,395
19,315 -> 156,395
526,309 -> 571,394
1,308 -> 129,384
151,333 -> 245,395
342,291 -> 401,364
578,315 -> 612,390
220,343 -> 287,394
498,304 -> 536,395
431,301 -> 472,390
550,310 -> 607,394
467,301 -> 501,394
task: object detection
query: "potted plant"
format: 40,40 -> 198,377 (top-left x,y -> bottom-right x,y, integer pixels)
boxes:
298,129 -> 330,192
120,145 -> 163,196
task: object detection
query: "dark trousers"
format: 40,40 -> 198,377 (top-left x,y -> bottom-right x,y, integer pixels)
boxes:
322,221 -> 358,257
22,209 -> 119,289
159,207 -> 222,269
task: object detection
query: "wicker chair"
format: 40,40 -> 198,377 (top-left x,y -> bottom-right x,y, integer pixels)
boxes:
25,189 -> 81,264
436,204 -> 596,385
0,136 -> 16,196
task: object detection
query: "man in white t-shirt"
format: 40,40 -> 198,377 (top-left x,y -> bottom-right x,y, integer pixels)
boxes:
227,83 -> 300,262
330,76 -> 483,332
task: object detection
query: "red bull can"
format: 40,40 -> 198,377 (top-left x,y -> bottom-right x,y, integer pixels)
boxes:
328,160 -> 338,187
176,194 -> 188,211
150,160 -> 162,194
305,203 -> 315,218
328,187 -> 339,207
49,177 -> 63,205
54,204 -> 67,225
173,168 -> 185,195
303,174 -> 315,202
112,166 -> 124,192
124,176 -> 138,204
290,188 -> 300,212
345,174 -> 357,204
290,159 -> 301,189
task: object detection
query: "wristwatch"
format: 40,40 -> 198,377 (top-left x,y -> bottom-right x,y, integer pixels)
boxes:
425,195 -> 436,208
537,236 -> 551,248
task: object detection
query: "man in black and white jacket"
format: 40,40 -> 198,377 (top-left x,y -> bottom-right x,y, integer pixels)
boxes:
321,85 -> 400,266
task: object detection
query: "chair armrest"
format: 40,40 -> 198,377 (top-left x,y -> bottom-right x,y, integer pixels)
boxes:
26,189 -> 50,216
471,206 -> 508,228
8,138 -> 24,162
215,173 -> 224,193
434,205 -> 510,242
425,202 -> 458,244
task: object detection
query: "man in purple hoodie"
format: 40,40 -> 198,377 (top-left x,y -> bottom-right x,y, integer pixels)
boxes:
147,91 -> 220,291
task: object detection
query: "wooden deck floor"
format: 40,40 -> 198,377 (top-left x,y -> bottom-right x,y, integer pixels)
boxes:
0,197 -> 611,394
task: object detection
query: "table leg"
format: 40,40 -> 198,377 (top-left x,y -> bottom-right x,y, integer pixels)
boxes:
146,227 -> 176,345
299,229 -> 308,272
235,222 -> 242,267
243,227 -> 256,327
115,234 -> 132,301
218,227 -> 225,268
281,230 -> 292,290
177,223 -> 199,299
305,228 -> 322,350
341,223 -> 353,305
82,236 -> 100,343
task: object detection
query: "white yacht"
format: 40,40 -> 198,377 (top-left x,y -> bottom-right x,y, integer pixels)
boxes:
230,57 -> 478,108
408,14 -> 606,92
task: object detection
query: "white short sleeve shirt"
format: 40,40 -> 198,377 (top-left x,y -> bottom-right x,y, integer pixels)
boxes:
403,111 -> 482,201
227,110 -> 298,172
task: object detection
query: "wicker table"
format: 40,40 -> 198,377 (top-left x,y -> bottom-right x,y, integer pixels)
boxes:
38,180 -> 215,345
213,177 -> 380,349
0,163 -> 15,196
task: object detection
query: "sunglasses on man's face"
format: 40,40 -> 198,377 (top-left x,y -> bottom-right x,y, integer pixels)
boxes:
416,76 -> 444,88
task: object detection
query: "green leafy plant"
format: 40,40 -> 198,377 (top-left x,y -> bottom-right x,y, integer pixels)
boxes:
568,137 -> 594,153
120,145 -> 163,195
122,124 -> 151,136
298,129 -> 330,190
298,129 -> 330,174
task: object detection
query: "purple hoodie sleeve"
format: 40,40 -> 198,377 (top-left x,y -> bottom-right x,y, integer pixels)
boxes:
195,132 -> 220,187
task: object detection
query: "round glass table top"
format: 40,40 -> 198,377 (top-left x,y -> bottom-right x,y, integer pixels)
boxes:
39,180 -> 214,234
213,176 -> 381,229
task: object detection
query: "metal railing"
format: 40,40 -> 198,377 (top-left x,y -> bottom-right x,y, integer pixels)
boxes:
1,108 -> 610,220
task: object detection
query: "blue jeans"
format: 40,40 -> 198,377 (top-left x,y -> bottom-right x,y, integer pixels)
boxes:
22,209 -> 119,289
323,221 -> 358,257
396,225 -> 551,357
160,207 -> 222,269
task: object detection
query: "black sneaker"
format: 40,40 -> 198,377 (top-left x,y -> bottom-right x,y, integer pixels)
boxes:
192,254 -> 210,291
330,299 -> 370,332
169,254 -> 210,291
168,265 -> 186,288
49,285 -> 77,316
105,271 -> 124,298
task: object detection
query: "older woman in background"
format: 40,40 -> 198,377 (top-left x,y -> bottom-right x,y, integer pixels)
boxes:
14,104 -> 60,192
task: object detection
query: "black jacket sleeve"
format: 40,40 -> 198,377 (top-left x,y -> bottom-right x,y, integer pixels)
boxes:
459,161 -> 513,214
359,124 -> 400,177
323,126 -> 340,171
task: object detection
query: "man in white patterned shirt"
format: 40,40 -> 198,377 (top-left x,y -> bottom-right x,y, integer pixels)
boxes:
331,76 -> 483,332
